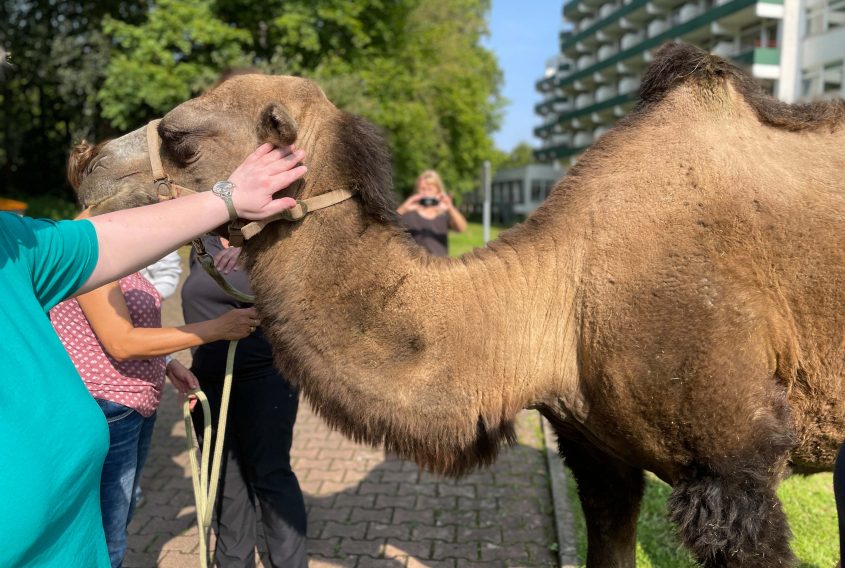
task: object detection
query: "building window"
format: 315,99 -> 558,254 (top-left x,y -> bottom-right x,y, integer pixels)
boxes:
803,60 -> 845,99
806,0 -> 845,37
531,180 -> 543,202
508,180 -> 522,205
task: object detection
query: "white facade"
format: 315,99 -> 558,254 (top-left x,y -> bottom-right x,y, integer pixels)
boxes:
535,0 -> 845,165
463,165 -> 564,222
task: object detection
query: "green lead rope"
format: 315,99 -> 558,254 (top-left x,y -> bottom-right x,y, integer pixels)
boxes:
183,339 -> 238,568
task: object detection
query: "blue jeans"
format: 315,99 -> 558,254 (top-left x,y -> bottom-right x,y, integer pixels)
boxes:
96,399 -> 156,568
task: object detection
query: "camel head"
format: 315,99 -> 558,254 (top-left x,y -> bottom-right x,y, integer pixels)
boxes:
69,74 -> 394,220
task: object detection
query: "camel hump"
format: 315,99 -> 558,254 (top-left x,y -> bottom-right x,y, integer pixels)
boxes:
638,42 -> 845,132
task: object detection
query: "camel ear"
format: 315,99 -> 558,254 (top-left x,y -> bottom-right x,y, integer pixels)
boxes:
257,103 -> 298,146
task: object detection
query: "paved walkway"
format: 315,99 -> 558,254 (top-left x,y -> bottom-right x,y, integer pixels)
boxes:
124,267 -> 559,568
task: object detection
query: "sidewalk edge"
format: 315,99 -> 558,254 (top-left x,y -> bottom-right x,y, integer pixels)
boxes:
540,415 -> 579,568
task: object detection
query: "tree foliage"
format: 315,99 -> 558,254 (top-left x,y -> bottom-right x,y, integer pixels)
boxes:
498,142 -> 536,170
0,0 -> 148,197
1,0 -> 504,200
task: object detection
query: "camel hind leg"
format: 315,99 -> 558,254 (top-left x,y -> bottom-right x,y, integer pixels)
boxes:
557,433 -> 644,568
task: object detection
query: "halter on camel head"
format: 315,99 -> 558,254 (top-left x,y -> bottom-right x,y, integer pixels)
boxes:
144,119 -> 353,245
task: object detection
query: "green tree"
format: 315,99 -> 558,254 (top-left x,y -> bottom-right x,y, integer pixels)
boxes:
499,142 -> 536,170
0,1 -> 148,196
99,0 -> 253,131
100,0 -> 503,200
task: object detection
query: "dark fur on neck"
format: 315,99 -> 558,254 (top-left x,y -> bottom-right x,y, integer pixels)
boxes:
332,112 -> 399,224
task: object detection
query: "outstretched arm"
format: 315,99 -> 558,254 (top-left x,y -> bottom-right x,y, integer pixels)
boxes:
78,145 -> 305,294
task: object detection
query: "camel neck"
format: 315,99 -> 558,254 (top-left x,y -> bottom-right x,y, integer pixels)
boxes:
245,197 -> 581,474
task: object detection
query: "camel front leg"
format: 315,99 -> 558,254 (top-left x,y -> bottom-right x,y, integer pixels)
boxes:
557,433 -> 644,568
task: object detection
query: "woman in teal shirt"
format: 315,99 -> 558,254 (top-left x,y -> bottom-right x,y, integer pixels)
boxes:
0,143 -> 306,567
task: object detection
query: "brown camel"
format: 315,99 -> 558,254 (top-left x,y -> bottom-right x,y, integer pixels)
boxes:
69,43 -> 845,567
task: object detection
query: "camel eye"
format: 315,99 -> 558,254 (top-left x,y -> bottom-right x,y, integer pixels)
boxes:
159,128 -> 200,164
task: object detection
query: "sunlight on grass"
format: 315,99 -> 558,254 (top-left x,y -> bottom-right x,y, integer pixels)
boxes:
567,472 -> 838,567
449,221 -> 504,257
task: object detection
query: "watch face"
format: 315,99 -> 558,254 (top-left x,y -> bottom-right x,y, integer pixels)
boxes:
213,181 -> 234,196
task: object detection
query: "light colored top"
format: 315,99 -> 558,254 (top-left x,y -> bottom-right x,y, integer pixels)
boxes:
0,213 -> 109,567
140,249 -> 182,299
51,273 -> 167,418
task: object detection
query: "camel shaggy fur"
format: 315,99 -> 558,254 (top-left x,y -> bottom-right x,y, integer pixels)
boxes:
70,43 -> 845,567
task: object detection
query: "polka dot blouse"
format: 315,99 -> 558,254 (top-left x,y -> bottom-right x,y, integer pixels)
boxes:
50,273 -> 166,417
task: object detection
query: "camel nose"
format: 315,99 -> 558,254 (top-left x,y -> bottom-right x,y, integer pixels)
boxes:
66,139 -> 106,190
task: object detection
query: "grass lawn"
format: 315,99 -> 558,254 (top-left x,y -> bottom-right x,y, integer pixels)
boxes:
448,220 -> 504,256
3,194 -> 79,220
566,472 -> 838,567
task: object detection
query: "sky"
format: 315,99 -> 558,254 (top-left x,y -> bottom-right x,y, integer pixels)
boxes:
485,1 -> 564,152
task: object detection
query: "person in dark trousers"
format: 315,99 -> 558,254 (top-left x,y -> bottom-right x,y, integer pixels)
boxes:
183,235 -> 307,568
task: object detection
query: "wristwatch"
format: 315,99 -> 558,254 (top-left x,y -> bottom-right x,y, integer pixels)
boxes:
212,180 -> 238,220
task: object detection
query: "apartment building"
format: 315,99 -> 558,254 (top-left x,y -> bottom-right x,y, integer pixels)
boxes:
534,0 -> 845,165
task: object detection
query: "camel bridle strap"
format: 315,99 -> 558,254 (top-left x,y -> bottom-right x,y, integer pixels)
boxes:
239,188 -> 354,240
144,119 -> 353,246
146,119 -> 197,200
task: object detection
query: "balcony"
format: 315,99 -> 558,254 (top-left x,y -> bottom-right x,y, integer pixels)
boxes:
596,85 -> 619,102
621,30 -> 646,49
598,43 -> 619,61
575,92 -> 596,108
577,54 -> 597,70
599,3 -> 619,18
618,76 -> 640,94
555,0 -> 762,90
574,131 -> 594,147
732,47 -> 781,78
648,18 -> 669,36
679,3 -> 703,22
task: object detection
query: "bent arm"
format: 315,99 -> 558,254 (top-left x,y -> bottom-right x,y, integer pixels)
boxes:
77,280 -> 224,361
447,206 -> 467,233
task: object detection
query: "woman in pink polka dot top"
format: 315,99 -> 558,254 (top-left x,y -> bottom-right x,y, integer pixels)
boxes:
50,226 -> 260,568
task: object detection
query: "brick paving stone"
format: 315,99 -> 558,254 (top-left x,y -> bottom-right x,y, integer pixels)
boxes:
412,525 -> 458,543
397,482 -> 437,497
432,542 -> 480,562
335,494 -> 377,508
415,495 -> 457,510
374,494 -> 416,509
339,537 -> 384,556
358,482 -> 400,496
383,539 -> 435,559
129,274 -> 561,568
323,521 -> 369,540
310,506 -> 352,522
367,522 -> 412,540
436,510 -> 477,527
407,558 -> 456,568
457,526 -> 502,544
351,508 -> 393,523
392,508 -> 435,525
310,554 -> 359,567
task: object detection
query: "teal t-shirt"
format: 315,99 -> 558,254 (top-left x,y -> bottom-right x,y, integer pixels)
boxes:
0,213 -> 109,567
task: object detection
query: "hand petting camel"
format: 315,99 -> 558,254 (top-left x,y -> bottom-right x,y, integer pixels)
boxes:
68,42 -> 845,568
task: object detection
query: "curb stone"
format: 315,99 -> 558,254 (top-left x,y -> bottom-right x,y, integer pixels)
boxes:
540,416 -> 579,568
